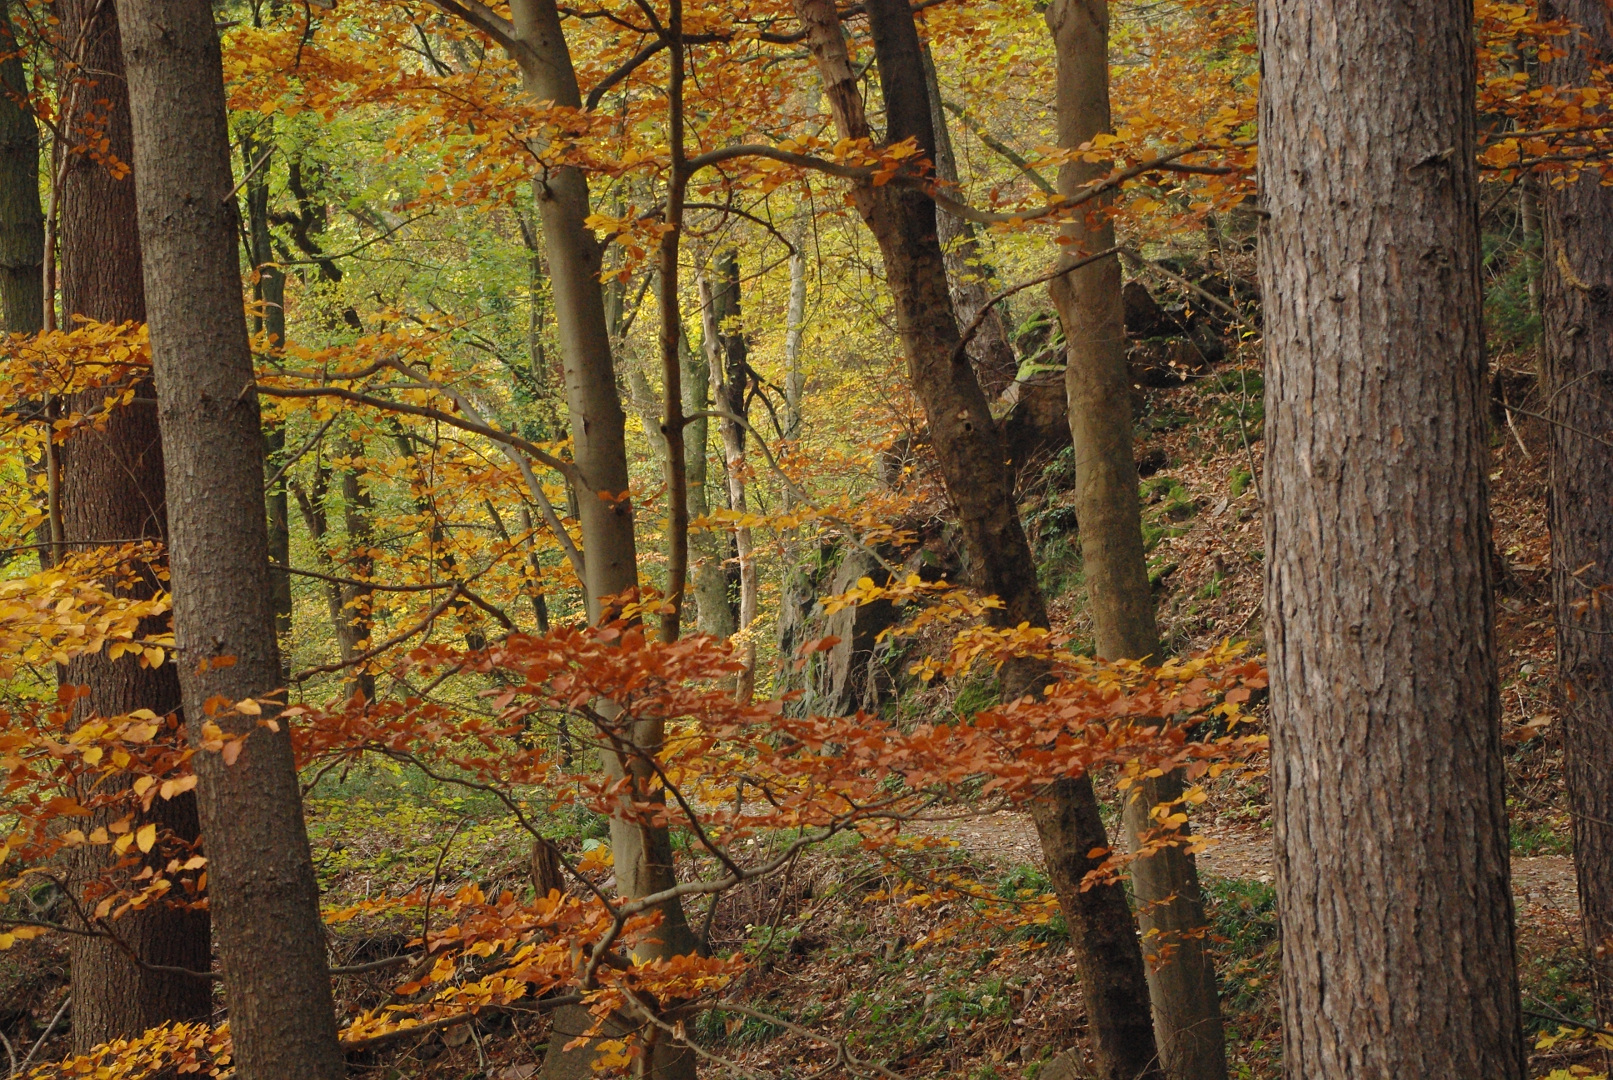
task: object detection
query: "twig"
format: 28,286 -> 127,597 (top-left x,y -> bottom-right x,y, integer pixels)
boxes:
421,817 -> 470,954
338,995 -> 583,1053
292,585 -> 463,683
270,210 -> 434,263
16,994 -> 70,1075
951,247 -> 1121,367
262,413 -> 339,493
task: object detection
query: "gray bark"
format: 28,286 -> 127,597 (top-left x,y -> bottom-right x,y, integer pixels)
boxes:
1044,4 -> 1225,1077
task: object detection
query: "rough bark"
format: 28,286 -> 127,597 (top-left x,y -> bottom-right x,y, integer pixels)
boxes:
919,41 -> 1017,398
114,1 -> 345,1075
1540,0 -> 1613,1026
0,0 -> 41,333
1044,4 -> 1225,1078
1258,0 -> 1526,1075
58,0 -> 139,330
54,0 -> 212,1048
795,3 -> 1162,1076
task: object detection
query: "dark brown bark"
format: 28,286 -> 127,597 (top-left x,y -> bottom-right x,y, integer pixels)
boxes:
1258,0 -> 1525,1075
54,0 -> 211,1048
58,0 -> 140,329
114,0 -> 345,1074
1044,4 -> 1225,1077
656,9 -> 689,644
1540,0 -> 1613,1026
919,41 -> 1017,398
243,124 -> 293,653
794,3 -> 1162,1077
0,0 -> 41,333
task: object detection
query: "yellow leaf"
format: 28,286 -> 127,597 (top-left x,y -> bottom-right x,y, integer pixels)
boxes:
133,775 -> 156,797
136,823 -> 157,853
234,698 -> 262,716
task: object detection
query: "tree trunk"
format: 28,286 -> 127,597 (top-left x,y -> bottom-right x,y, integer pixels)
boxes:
500,4 -> 696,1075
293,460 -> 373,700
1540,0 -> 1613,1026
338,438 -> 376,700
794,3 -> 1163,1076
683,324 -> 734,638
707,250 -> 758,699
1044,5 -> 1225,1078
1258,0 -> 1526,1075
55,0 -> 212,1049
114,2 -> 345,1075
919,41 -> 1017,398
0,0 -> 41,333
243,123 -> 293,654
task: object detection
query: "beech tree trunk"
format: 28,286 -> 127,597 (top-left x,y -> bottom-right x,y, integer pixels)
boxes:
499,4 -> 695,1075
1044,5 -> 1225,1078
114,2 -> 346,1075
1258,0 -> 1525,1075
795,3 -> 1162,1076
1540,0 -> 1613,1026
0,0 -> 40,333
55,0 -> 212,1049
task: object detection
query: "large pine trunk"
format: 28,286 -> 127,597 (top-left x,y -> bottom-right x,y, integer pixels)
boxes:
114,1 -> 345,1075
0,0 -> 40,333
1258,0 -> 1525,1075
1540,0 -> 1613,1025
55,0 -> 211,1049
794,2 -> 1163,1076
1043,4 -> 1225,1078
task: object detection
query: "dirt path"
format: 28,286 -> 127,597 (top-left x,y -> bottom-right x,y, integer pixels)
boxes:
910,810 -> 1579,913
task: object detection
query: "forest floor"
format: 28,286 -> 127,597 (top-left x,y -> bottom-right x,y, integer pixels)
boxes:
0,357 -> 1597,1079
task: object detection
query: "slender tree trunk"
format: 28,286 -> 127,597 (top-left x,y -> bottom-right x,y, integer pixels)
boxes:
683,324 -> 734,638
55,0 -> 211,1048
0,0 -> 41,333
919,41 -> 1017,398
114,2 -> 345,1075
1258,0 -> 1525,1075
243,123 -> 293,654
656,14 -> 689,643
1044,5 -> 1225,1078
1540,0 -> 1613,1027
338,438 -> 376,700
784,230 -> 808,441
706,251 -> 758,699
292,461 -> 372,700
499,5 -> 695,1074
794,3 -> 1162,1076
